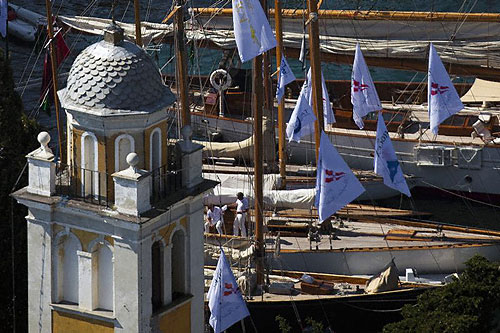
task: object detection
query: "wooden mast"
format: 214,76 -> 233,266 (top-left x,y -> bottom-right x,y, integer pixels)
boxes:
253,0 -> 265,288
44,0 -> 63,161
275,0 -> 287,189
174,0 -> 190,127
133,0 -> 143,46
307,0 -> 324,159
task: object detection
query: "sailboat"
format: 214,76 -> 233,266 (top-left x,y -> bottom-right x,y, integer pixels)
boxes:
172,7 -> 500,201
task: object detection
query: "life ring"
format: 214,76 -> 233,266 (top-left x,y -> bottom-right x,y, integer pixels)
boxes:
210,69 -> 232,91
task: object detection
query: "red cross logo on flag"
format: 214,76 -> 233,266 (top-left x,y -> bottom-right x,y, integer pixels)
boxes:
325,169 -> 346,183
430,82 -> 449,95
352,80 -> 369,92
223,283 -> 236,296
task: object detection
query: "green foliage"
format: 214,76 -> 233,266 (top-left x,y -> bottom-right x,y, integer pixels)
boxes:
305,317 -> 325,333
275,315 -> 292,333
383,255 -> 500,333
0,51 -> 40,332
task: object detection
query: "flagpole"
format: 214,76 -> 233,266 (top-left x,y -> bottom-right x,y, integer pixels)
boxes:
44,0 -> 64,162
307,0 -> 324,160
275,0 -> 287,189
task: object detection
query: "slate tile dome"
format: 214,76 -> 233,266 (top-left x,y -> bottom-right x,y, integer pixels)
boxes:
60,29 -> 175,115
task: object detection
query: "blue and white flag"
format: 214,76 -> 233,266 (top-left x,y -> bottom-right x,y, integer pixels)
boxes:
428,43 -> 464,135
208,248 -> 250,333
276,55 -> 296,104
286,81 -> 316,142
315,132 -> 365,222
232,0 -> 277,63
306,68 -> 336,125
0,0 -> 7,38
374,112 -> 411,197
351,43 -> 382,129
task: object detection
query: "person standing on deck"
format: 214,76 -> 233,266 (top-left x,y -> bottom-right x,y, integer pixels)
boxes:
205,204 -> 228,235
231,192 -> 249,237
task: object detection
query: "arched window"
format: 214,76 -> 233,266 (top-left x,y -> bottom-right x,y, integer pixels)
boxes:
55,232 -> 81,304
114,134 -> 135,172
81,132 -> 99,198
151,240 -> 164,312
171,230 -> 186,301
149,128 -> 162,171
96,243 -> 113,311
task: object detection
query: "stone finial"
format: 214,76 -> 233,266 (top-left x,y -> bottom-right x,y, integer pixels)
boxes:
112,152 -> 151,216
126,152 -> 139,173
178,125 -> 194,152
181,125 -> 193,141
36,132 -> 54,158
27,132 -> 56,196
103,23 -> 124,45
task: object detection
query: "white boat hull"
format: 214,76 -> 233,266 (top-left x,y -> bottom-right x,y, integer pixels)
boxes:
191,113 -> 500,197
270,243 -> 500,275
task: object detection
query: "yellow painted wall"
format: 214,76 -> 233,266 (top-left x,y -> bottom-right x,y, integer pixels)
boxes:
52,310 -> 114,333
158,301 -> 191,333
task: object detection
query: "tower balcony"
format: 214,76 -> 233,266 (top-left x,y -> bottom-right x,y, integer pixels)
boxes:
54,163 -> 184,209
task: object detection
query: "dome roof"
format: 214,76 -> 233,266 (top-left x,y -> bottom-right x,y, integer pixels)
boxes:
60,37 -> 175,115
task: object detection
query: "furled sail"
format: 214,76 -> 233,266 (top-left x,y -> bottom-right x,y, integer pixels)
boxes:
190,9 -> 500,79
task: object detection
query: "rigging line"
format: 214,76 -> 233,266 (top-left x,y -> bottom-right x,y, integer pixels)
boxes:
19,0 -> 100,98
28,0 -> 105,120
419,179 -> 500,210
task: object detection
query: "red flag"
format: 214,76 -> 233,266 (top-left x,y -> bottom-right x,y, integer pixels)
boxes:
55,29 -> 70,65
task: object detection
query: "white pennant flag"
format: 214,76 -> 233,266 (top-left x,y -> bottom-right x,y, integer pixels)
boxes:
286,80 -> 316,142
232,0 -> 277,63
351,43 -> 382,129
315,132 -> 365,221
208,248 -> 250,333
306,68 -> 336,125
276,55 -> 296,104
374,112 -> 411,197
428,43 -> 464,135
0,0 -> 7,38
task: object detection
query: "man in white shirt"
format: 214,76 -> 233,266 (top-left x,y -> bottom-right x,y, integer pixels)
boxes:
233,192 -> 249,237
205,204 -> 227,235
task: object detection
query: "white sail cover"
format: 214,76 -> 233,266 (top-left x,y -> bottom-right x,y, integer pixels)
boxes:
374,112 -> 411,197
351,43 -> 381,129
428,43 -> 464,134
315,132 -> 365,222
190,12 -> 500,72
231,0 -> 276,62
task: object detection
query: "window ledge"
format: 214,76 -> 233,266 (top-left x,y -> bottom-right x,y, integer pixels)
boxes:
50,303 -> 115,324
153,294 -> 193,318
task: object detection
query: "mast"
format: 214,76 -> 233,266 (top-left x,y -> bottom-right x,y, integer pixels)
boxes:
253,1 -> 265,287
133,0 -> 142,46
44,0 -> 63,161
174,0 -> 190,127
307,0 -> 324,159
275,0 -> 286,189
262,0 -> 275,172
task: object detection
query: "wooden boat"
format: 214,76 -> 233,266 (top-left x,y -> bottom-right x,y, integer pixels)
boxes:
203,267 -> 438,332
205,211 -> 500,276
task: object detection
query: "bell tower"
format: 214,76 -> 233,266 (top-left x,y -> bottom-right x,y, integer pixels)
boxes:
13,24 -> 215,332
